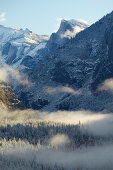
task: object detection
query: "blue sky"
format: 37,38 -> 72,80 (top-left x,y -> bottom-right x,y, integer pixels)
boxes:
0,0 -> 113,35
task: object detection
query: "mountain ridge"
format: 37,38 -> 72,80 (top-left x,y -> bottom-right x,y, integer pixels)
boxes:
0,19 -> 88,71
17,11 -> 113,111
1,12 -> 113,111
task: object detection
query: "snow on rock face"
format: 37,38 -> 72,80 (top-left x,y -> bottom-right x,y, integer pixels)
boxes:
0,25 -> 49,46
0,25 -> 49,69
0,19 -> 88,70
60,26 -> 84,39
59,19 -> 89,38
46,19 -> 89,51
28,42 -> 47,57
60,19 -> 89,39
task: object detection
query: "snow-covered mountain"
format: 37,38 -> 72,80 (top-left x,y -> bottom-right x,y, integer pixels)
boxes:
1,12 -> 113,112
0,25 -> 49,45
16,11 -> 113,112
58,19 -> 89,39
46,19 -> 89,52
0,25 -> 49,69
0,18 -> 89,110
0,19 -> 88,70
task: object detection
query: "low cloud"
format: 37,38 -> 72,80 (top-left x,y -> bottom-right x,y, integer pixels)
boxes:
0,12 -> 6,22
31,144 -> 113,169
1,143 -> 113,169
0,64 -> 33,87
36,110 -> 106,125
35,110 -> 113,137
0,108 -> 113,169
49,134 -> 70,147
97,78 -> 113,92
1,108 -> 113,137
45,86 -> 81,95
85,114 -> 113,136
76,19 -> 89,25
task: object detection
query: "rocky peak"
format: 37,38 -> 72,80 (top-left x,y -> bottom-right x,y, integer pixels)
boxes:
46,18 -> 89,51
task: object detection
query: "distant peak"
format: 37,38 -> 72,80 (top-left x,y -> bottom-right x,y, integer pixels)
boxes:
25,28 -> 32,33
61,18 -> 89,28
56,18 -> 89,38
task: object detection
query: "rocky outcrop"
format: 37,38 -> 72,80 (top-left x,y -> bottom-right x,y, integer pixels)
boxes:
0,81 -> 25,110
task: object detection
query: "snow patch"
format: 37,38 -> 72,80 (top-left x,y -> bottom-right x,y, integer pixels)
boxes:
28,42 -> 46,56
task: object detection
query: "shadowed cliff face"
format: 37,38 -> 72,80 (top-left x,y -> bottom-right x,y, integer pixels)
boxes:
91,24 -> 113,92
15,11 -> 113,112
0,81 -> 25,110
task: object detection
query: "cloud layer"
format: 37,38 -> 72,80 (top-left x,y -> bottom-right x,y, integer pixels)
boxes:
0,12 -> 6,22
98,78 -> 113,91
1,142 -> 113,170
0,64 -> 33,87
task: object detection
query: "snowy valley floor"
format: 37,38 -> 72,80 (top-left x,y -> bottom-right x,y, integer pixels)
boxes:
0,109 -> 113,170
